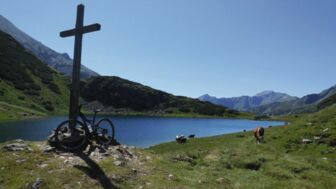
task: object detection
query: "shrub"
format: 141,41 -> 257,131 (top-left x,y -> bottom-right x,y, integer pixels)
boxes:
24,90 -> 40,96
48,82 -> 61,94
42,101 -> 54,111
28,83 -> 41,91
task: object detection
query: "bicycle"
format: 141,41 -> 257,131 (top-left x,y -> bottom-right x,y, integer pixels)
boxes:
54,105 -> 115,152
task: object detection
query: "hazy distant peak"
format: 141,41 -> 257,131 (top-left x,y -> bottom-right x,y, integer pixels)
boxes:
199,94 -> 212,98
61,53 -> 71,60
255,90 -> 276,96
198,90 -> 298,112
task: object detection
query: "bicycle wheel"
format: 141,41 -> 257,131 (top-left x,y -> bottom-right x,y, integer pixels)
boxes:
54,120 -> 89,152
96,118 -> 115,145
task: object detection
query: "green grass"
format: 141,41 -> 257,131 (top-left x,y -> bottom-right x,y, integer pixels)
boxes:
147,105 -> 336,188
0,105 -> 335,188
0,30 -> 71,120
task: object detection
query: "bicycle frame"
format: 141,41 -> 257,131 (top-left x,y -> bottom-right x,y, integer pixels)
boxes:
77,105 -> 99,134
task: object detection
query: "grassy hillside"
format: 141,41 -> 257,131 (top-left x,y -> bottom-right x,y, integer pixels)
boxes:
81,76 -> 250,118
147,105 -> 336,188
0,30 -> 249,120
0,31 -> 70,120
318,93 -> 336,110
1,105 -> 335,188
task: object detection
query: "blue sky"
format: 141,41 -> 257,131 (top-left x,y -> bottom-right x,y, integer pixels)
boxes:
0,0 -> 335,98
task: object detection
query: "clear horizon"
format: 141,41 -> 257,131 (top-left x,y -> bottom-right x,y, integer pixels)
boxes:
0,0 -> 335,98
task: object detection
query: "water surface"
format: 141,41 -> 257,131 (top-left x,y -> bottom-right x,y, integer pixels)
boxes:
0,116 -> 284,147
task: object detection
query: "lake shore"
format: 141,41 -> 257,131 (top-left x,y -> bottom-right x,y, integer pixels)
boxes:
0,116 -> 284,146
0,108 -> 256,122
0,104 -> 335,188
7,107 -> 334,189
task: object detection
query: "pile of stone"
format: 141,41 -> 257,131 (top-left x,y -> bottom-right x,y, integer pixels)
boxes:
3,139 -> 33,152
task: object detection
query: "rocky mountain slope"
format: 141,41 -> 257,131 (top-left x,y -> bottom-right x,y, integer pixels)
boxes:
0,15 -> 98,79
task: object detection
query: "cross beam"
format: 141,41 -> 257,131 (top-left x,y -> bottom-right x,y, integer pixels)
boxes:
60,4 -> 101,129
60,23 -> 101,37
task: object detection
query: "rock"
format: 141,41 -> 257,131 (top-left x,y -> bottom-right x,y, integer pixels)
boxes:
323,128 -> 329,132
39,164 -> 48,168
172,154 -> 194,163
314,136 -> 321,140
16,159 -> 26,163
99,147 -> 107,153
112,154 -> 122,160
101,152 -> 110,157
216,177 -> 224,184
47,130 -> 58,147
117,146 -> 134,158
31,178 -> 43,189
168,174 -> 176,180
145,182 -> 152,187
110,175 -> 125,183
322,157 -> 328,160
64,160 -> 70,164
3,142 -> 32,152
43,146 -> 55,153
302,139 -> 313,144
114,160 -> 124,166
132,168 -> 137,173
13,139 -> 24,143
145,156 -> 152,161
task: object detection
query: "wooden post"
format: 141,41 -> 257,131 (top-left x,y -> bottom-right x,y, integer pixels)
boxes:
60,4 -> 101,129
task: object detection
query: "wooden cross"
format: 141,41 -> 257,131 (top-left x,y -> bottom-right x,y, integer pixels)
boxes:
60,4 -> 101,128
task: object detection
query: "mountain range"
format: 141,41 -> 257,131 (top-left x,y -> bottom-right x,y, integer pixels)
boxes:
0,15 -> 98,79
199,91 -> 298,112
199,86 -> 336,115
1,14 -> 336,118
0,28 -> 243,119
252,85 -> 336,115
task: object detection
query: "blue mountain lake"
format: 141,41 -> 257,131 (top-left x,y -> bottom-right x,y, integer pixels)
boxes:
0,116 -> 284,148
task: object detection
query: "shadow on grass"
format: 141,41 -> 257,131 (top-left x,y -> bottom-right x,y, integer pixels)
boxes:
74,151 -> 119,189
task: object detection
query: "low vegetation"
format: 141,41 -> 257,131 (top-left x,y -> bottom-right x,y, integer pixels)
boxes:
0,104 -> 335,188
0,31 -> 70,120
81,76 -> 249,118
